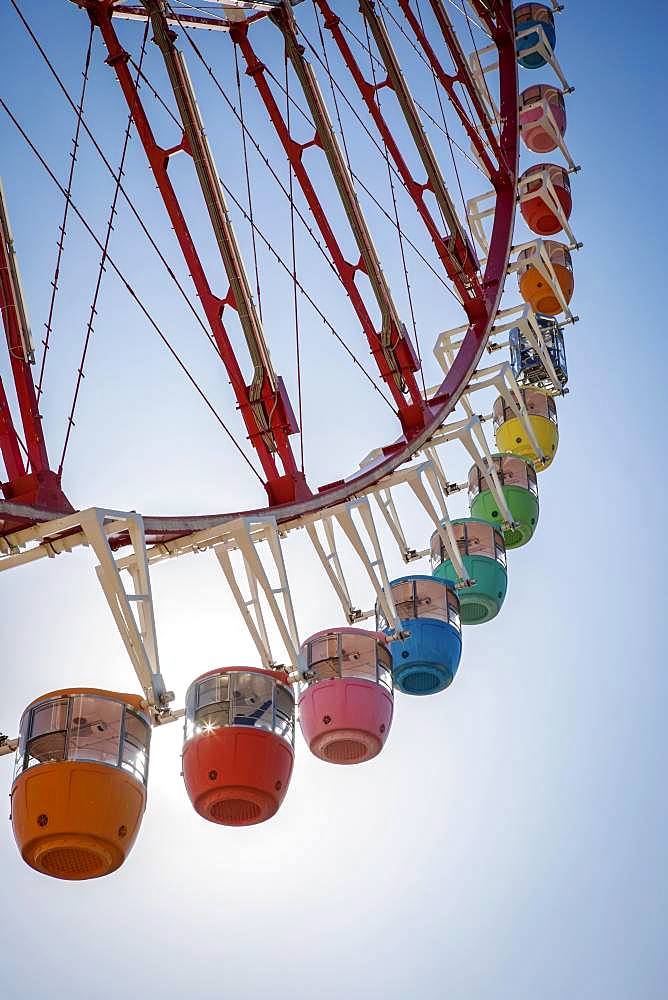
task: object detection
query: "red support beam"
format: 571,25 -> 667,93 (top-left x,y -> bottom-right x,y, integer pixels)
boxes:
89,0 -> 308,505
0,182 -> 71,510
1,0 -> 518,537
0,223 -> 48,477
313,0 -> 481,312
396,0 -> 505,182
0,375 -> 25,482
234,15 -> 427,435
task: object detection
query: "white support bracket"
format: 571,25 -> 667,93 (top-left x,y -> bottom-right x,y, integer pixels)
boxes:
532,94 -> 578,172
214,515 -> 300,671
466,187 -> 495,260
432,416 -> 514,528
406,456 -> 468,584
455,302 -> 567,396
0,507 -> 171,719
468,22 -> 572,128
487,364 -> 550,463
374,485 -> 419,563
514,23 -> 572,92
362,458 -> 470,586
468,362 -> 548,466
321,496 -> 401,633
87,509 -> 169,715
467,169 -> 580,262
306,516 -> 360,623
510,309 -> 564,395
436,300 -> 574,363
432,311 -> 550,467
467,41 -> 502,120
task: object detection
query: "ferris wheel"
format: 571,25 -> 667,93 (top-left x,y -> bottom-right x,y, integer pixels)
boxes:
0,0 -> 580,880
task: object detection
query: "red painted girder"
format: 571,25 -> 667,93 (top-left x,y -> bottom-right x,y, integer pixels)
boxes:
0,229 -> 48,477
87,1 -> 306,504
233,20 -> 426,432
0,0 -> 517,541
0,375 -> 25,481
0,186 -> 72,509
396,0 -> 504,182
423,0 -> 511,181
314,0 -> 481,310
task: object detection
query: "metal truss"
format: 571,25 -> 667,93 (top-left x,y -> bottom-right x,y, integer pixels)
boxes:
73,0 -> 290,32
0,178 -> 70,511
0,0 -> 518,541
0,506 -> 173,721
314,0 -> 487,307
0,2 -> 523,733
233,3 -> 426,431
90,0 -> 306,505
214,515 -> 300,672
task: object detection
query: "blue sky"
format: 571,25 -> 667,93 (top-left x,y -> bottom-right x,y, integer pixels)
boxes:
1,2 -> 667,999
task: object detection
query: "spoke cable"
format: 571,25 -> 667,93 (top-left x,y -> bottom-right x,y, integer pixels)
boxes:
0,94 -> 266,484
333,10 -> 489,175
37,22 -> 94,404
376,0 -> 496,166
9,0 -> 219,359
462,0 -> 503,136
59,22 -> 151,476
447,0 -> 493,38
166,1 -> 458,304
126,40 -> 396,411
262,19 -> 461,298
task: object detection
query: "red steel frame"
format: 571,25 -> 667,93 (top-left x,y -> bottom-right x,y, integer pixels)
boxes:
314,0 -> 483,310
233,9 -> 427,435
91,0 -> 308,507
0,0 -> 518,544
0,190 -> 71,511
397,0 -> 508,184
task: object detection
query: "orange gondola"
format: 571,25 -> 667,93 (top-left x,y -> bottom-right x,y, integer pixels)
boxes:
517,240 -> 574,315
11,688 -> 150,880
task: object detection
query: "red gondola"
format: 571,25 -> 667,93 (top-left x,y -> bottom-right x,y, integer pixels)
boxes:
182,668 -> 295,826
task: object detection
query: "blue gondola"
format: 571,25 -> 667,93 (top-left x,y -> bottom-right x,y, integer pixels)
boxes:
376,576 -> 462,696
515,3 -> 556,69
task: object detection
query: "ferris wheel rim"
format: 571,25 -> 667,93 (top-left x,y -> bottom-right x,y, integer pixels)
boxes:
0,0 -> 519,546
